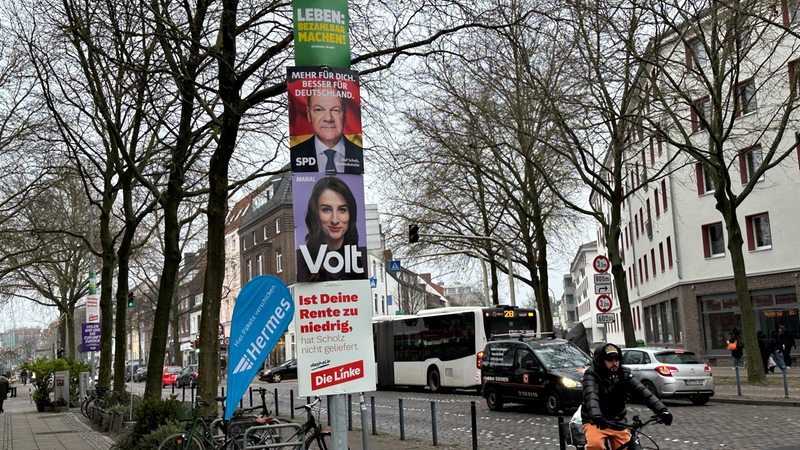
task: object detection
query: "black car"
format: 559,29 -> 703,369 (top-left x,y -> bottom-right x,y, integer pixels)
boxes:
259,359 -> 297,383
176,364 -> 198,388
133,367 -> 148,382
480,337 -> 590,415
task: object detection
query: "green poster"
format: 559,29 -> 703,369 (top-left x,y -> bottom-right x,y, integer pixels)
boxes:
293,0 -> 351,69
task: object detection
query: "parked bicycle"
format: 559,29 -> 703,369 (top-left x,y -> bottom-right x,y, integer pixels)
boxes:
158,395 -> 253,450
81,386 -> 110,419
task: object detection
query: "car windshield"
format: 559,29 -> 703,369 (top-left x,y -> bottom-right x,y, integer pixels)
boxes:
654,351 -> 700,364
166,367 -> 181,373
533,343 -> 591,369
281,360 -> 294,367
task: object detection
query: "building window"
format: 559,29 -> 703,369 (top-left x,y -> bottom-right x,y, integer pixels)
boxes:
246,259 -> 253,281
644,298 -> 682,344
256,254 -> 263,276
734,79 -> 757,116
651,248 -> 656,277
252,231 -> 256,246
654,189 -> 661,218
746,213 -> 772,251
276,251 -> 283,273
691,97 -> 710,133
739,146 -> 763,184
275,218 -> 281,234
659,242 -> 665,272
661,179 -> 668,211
695,163 -> 716,195
666,236 -> 674,268
702,222 -> 725,258
789,59 -> 800,97
687,38 -> 708,70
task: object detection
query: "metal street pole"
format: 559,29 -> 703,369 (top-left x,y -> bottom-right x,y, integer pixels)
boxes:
418,233 -> 516,306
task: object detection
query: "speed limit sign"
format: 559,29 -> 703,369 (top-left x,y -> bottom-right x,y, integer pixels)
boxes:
596,294 -> 613,313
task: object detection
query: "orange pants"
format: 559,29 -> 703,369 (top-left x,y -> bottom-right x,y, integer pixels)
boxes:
583,423 -> 630,450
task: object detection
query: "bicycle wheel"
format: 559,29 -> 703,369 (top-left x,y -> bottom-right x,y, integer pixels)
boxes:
80,397 -> 94,418
158,433 -> 205,450
304,433 -> 333,450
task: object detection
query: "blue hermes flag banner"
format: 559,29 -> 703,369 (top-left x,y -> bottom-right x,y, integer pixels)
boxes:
225,275 -> 293,420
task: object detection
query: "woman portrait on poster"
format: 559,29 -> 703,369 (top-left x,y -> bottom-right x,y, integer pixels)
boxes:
297,176 -> 367,282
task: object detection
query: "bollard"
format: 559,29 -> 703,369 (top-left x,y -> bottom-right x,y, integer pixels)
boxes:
290,390 -> 295,419
558,415 -> 567,450
431,401 -> 438,446
735,365 -> 742,397
783,367 -> 789,398
274,388 -> 280,416
348,394 -> 353,431
371,396 -> 377,435
359,393 -> 370,450
249,387 -> 253,407
470,400 -> 478,450
399,398 -> 405,440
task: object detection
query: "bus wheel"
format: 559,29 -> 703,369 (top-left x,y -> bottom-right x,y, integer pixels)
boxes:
427,367 -> 441,393
485,387 -> 503,411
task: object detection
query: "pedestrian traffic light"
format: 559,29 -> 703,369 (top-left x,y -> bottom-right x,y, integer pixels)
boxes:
409,224 -> 420,243
127,292 -> 135,308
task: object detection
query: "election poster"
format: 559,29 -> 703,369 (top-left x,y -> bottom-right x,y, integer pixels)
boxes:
292,0 -> 351,68
287,66 -> 363,175
295,280 -> 376,396
293,173 -> 367,282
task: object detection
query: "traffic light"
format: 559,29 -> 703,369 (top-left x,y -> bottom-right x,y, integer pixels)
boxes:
409,224 -> 419,243
127,292 -> 135,308
194,337 -> 200,353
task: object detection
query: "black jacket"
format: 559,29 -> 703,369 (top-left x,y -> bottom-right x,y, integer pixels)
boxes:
581,344 -> 666,424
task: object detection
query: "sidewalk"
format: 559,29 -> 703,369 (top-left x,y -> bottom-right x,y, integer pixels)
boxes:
0,367 -> 798,450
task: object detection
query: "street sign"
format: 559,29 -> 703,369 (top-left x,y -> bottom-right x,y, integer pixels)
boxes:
596,313 -> 615,323
389,260 -> 401,272
594,284 -> 612,295
593,255 -> 610,273
594,274 -> 611,284
369,277 -> 377,288
596,294 -> 613,313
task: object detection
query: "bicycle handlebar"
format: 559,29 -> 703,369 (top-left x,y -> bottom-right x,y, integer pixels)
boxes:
607,415 -> 663,431
294,396 -> 322,411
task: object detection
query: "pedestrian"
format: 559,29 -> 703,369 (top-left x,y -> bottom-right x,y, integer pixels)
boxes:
770,329 -> 788,372
0,372 -> 9,413
727,328 -> 744,368
20,369 -> 27,386
778,325 -> 795,367
758,330 -> 786,373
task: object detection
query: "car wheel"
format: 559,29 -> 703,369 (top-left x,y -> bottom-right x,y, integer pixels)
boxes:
689,394 -> 710,405
544,390 -> 562,415
642,380 -> 659,397
272,373 -> 282,383
427,367 -> 441,393
485,386 -> 503,411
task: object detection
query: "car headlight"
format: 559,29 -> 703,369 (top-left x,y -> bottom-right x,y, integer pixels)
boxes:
561,377 -> 581,388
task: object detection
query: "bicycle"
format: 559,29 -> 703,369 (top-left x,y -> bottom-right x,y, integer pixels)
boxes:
81,386 -> 110,419
564,414 -> 665,450
219,387 -> 289,449
158,395 -> 257,450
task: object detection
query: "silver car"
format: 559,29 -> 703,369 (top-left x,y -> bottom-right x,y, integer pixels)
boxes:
621,347 -> 714,405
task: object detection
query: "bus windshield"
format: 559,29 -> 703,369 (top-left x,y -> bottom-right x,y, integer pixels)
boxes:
483,307 -> 537,339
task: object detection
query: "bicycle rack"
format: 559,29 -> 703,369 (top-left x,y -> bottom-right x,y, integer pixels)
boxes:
243,422 -> 304,450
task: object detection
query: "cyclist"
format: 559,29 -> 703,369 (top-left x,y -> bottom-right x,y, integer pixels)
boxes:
581,343 -> 673,450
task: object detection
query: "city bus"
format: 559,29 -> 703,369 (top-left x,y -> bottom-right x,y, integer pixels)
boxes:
372,306 -> 538,392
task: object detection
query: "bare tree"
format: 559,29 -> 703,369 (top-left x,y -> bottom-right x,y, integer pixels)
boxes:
635,0 -> 800,383
376,2 -> 582,331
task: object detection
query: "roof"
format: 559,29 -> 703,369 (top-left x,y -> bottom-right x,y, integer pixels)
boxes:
238,168 -> 294,230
